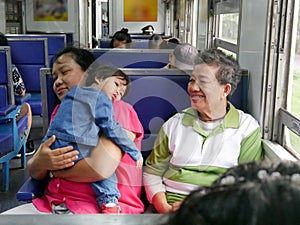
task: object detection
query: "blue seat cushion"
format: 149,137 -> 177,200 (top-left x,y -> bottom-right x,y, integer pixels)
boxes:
0,114 -> 28,157
26,93 -> 42,115
0,134 -> 13,157
0,85 -> 8,109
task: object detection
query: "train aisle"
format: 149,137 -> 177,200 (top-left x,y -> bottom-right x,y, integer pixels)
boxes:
0,116 -> 43,213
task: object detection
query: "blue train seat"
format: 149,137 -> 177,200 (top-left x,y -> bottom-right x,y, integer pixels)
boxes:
132,40 -> 149,49
98,39 -> 148,49
98,39 -> 111,48
6,34 -> 67,65
7,38 -> 48,116
0,46 -> 29,192
17,67 -> 248,201
91,48 -> 171,68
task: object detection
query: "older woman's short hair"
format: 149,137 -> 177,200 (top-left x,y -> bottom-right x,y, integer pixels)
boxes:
195,49 -> 241,95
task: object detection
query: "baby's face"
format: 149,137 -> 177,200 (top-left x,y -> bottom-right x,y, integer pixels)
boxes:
100,76 -> 127,102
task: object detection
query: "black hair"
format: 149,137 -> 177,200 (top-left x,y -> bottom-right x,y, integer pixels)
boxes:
165,160 -> 300,225
0,32 -> 9,46
159,40 -> 178,50
85,63 -> 131,97
148,34 -> 163,49
50,46 -> 95,72
168,38 -> 180,45
109,28 -> 132,48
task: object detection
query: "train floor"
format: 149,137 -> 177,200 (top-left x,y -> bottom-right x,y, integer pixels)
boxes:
0,116 -> 43,213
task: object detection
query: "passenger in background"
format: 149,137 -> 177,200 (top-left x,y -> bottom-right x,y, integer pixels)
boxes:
148,34 -> 163,49
163,43 -> 198,70
109,28 -> 132,48
141,25 -> 154,35
0,32 -> 33,155
164,160 -> 300,225
143,48 -> 263,214
159,38 -> 180,50
167,38 -> 180,45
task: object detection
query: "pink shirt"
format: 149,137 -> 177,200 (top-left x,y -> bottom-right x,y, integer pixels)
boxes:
33,100 -> 144,214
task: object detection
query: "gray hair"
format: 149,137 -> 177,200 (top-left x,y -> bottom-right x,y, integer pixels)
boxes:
195,49 -> 241,95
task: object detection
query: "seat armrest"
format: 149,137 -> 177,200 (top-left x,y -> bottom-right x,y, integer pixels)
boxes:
0,105 -> 17,116
16,177 -> 47,202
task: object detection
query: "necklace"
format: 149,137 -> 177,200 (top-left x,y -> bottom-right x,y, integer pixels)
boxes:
197,104 -> 230,122
181,104 -> 230,122
197,113 -> 226,122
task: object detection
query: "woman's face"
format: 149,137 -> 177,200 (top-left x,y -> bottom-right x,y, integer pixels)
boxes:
188,64 -> 231,118
52,54 -> 85,101
113,39 -> 127,48
97,76 -> 127,102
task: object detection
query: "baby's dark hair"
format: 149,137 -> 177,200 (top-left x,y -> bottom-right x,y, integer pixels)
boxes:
85,63 -> 130,96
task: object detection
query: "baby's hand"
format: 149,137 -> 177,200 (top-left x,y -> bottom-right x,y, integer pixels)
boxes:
136,157 -> 143,168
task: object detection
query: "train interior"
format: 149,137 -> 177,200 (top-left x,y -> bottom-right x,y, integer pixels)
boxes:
0,0 -> 300,222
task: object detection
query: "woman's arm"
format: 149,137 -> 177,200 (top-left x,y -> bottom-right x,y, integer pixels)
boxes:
27,135 -> 78,180
52,136 -> 123,182
152,192 -> 172,214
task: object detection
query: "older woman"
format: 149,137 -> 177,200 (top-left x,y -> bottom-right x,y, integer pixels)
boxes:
143,48 -> 263,214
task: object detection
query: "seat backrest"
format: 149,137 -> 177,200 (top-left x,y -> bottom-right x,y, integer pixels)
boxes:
7,38 -> 48,115
91,48 -> 171,68
132,40 -> 149,49
229,69 -> 249,112
40,68 -> 60,134
98,39 -> 150,49
6,34 -> 66,65
98,39 -> 111,48
0,46 -> 14,107
7,38 -> 48,93
122,69 -> 191,157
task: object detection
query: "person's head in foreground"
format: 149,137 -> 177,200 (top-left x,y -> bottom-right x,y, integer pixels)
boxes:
165,160 -> 300,225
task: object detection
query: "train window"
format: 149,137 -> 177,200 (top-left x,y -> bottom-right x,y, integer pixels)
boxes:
209,0 -> 240,55
285,0 -> 300,156
217,47 -> 237,59
218,13 -> 239,44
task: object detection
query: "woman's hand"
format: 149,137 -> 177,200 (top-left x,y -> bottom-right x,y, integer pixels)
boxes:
27,135 -> 79,180
152,192 -> 173,214
171,201 -> 183,212
52,136 -> 123,182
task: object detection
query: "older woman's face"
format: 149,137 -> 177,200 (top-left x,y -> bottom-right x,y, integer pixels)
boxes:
52,54 -> 85,101
188,64 -> 230,115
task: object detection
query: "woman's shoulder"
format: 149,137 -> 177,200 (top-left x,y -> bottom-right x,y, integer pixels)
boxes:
113,100 -> 134,110
237,109 -> 260,133
163,107 -> 195,127
228,103 -> 259,128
